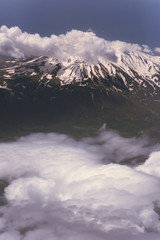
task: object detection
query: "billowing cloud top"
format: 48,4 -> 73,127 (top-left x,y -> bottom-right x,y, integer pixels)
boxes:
0,130 -> 160,240
0,25 -> 156,63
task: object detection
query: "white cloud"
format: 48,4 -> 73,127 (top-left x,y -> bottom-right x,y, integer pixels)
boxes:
0,130 -> 160,239
142,44 -> 152,54
136,151 -> 160,178
154,47 -> 160,54
0,25 -> 155,64
0,231 -> 21,240
0,25 -> 116,63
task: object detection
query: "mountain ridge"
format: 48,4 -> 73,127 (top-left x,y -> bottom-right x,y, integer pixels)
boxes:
0,48 -> 160,113
1,49 -> 160,137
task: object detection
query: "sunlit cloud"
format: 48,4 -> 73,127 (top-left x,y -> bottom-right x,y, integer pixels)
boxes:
0,130 -> 160,239
0,25 -> 156,64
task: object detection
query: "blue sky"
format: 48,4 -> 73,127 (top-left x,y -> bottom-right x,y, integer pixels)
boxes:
0,0 -> 160,47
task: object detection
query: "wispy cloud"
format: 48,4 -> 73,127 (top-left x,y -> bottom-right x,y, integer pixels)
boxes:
154,47 -> 160,54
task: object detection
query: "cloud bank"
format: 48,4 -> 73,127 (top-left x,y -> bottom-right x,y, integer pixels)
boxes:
0,130 -> 160,239
0,25 -> 156,64
0,25 -> 116,62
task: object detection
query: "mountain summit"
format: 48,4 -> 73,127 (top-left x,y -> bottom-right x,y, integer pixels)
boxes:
1,45 -> 160,136
1,26 -> 160,104
1,47 -> 160,101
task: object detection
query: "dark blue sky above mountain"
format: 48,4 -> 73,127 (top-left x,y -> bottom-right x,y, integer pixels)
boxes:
0,0 -> 160,47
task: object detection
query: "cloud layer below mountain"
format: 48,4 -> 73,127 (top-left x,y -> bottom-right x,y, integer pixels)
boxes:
0,130 -> 160,239
0,25 -> 156,63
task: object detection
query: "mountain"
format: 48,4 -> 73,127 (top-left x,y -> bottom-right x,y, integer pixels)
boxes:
0,49 -> 160,137
1,49 -> 160,98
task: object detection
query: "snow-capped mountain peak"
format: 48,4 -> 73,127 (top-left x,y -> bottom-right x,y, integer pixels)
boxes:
1,47 -> 160,102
